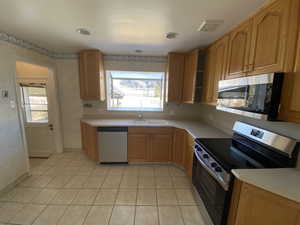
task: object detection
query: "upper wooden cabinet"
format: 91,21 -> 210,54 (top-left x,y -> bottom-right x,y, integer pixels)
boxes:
182,49 -> 199,103
166,53 -> 185,102
210,36 -> 229,103
202,46 -> 217,104
228,180 -> 300,225
182,49 -> 205,103
248,0 -> 292,75
279,27 -> 300,123
226,20 -> 252,79
79,50 -> 106,101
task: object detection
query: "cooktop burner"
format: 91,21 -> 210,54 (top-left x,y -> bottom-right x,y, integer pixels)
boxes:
195,138 -> 263,172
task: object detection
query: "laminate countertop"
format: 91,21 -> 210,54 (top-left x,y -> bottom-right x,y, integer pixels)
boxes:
80,119 -> 230,139
232,168 -> 300,204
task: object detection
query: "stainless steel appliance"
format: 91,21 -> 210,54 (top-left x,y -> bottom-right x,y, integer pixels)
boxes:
192,121 -> 299,225
217,73 -> 284,120
97,127 -> 128,163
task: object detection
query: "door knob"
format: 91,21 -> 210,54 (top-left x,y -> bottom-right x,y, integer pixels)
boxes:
49,124 -> 54,131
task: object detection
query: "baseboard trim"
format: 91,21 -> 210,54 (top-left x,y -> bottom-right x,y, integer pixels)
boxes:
0,172 -> 30,196
29,151 -> 52,158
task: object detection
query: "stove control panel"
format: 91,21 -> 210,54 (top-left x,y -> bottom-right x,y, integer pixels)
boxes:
194,143 -> 231,190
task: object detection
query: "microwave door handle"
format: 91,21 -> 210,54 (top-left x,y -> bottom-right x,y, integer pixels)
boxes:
219,85 -> 248,93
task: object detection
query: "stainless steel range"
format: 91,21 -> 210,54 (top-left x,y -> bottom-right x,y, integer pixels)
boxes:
192,121 -> 299,225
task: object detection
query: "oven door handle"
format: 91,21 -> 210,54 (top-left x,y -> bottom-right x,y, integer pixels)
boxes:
194,150 -> 229,191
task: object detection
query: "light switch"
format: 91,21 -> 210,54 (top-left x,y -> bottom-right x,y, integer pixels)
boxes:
1,90 -> 8,98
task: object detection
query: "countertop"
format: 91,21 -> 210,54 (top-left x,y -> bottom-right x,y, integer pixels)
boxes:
232,168 -> 300,204
81,118 -> 229,139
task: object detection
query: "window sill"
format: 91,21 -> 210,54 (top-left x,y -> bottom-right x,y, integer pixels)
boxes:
107,107 -> 164,112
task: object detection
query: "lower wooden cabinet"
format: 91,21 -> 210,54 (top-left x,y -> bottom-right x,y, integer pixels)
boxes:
184,133 -> 194,178
80,124 -> 195,177
228,180 -> 300,225
127,127 -> 173,163
80,121 -> 98,161
128,134 -> 149,162
172,128 -> 186,167
151,134 -> 173,162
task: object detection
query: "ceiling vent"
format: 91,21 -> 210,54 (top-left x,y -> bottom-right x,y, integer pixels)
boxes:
198,20 -> 224,32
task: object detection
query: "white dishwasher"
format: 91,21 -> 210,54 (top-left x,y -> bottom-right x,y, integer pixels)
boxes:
97,127 -> 128,164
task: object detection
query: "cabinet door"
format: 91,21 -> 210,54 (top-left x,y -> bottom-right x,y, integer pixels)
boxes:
202,46 -> 217,104
234,183 -> 300,225
226,20 -> 252,79
166,53 -> 185,102
79,50 -> 105,101
184,134 -> 194,177
172,129 -> 186,167
150,134 -> 173,162
279,30 -> 300,123
248,0 -> 290,75
80,122 -> 88,154
211,36 -> 229,103
128,134 -> 149,162
80,122 -> 98,161
182,49 -> 198,103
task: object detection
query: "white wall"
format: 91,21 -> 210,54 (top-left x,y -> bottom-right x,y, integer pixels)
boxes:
0,41 -> 56,191
56,60 -> 82,149
0,43 -> 28,191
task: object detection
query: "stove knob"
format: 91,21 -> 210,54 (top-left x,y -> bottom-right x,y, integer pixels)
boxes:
211,162 -> 217,168
203,154 -> 209,159
214,167 -> 222,173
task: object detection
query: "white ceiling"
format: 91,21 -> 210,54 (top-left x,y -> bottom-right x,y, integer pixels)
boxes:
0,0 -> 265,56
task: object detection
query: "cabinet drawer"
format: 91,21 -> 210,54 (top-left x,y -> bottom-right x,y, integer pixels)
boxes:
128,127 -> 173,134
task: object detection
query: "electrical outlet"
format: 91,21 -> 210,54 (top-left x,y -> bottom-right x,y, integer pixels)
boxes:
10,100 -> 16,109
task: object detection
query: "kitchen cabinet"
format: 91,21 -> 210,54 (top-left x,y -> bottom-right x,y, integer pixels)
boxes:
202,45 -> 217,104
210,36 -> 229,103
150,134 -> 173,162
172,128 -> 186,167
227,180 -> 300,225
80,121 -> 98,161
184,133 -> 194,178
226,20 -> 252,79
79,49 -> 106,101
128,134 -> 149,162
182,49 -> 206,103
247,0 -> 293,75
127,127 -> 173,162
166,53 -> 185,102
279,14 -> 300,124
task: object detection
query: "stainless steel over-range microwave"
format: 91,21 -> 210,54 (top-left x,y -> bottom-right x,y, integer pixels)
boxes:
217,73 -> 284,120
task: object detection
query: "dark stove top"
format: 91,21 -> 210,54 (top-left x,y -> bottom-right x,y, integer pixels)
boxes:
195,138 -> 263,172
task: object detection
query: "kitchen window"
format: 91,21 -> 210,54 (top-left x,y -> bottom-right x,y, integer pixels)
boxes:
106,71 -> 164,111
20,84 -> 49,123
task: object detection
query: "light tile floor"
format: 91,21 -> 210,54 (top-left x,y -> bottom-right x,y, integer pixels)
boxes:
0,152 -> 209,225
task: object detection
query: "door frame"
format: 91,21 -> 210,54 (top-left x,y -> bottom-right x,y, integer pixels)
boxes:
14,60 -> 63,158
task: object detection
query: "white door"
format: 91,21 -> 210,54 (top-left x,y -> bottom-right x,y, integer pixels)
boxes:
19,82 -> 55,157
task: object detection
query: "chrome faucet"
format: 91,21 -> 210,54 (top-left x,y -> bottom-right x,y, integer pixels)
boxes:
137,113 -> 144,120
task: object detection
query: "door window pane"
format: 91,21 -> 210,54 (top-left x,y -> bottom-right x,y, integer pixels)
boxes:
21,85 -> 49,122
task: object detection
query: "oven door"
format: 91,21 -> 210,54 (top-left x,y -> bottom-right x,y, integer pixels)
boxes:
217,73 -> 283,120
192,153 -> 231,225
